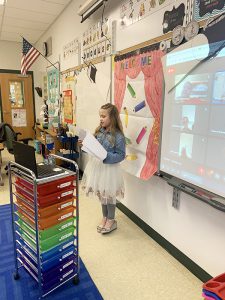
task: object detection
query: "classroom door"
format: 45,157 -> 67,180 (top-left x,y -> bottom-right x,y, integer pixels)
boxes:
0,72 -> 35,139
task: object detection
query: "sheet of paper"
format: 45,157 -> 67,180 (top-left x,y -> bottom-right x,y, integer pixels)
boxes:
81,131 -> 107,161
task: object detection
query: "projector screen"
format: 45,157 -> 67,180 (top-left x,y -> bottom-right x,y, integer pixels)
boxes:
160,41 -> 225,198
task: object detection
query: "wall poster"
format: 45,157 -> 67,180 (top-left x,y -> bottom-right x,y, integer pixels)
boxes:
61,74 -> 77,125
63,90 -> 73,124
47,68 -> 60,128
113,48 -> 164,180
63,38 -> 79,60
82,18 -> 111,61
194,0 -> 225,21
120,0 -> 173,28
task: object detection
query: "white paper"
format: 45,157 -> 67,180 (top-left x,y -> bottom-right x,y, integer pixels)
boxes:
81,130 -> 107,161
12,109 -> 27,127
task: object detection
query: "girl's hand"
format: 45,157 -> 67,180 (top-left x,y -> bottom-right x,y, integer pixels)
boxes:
78,139 -> 83,148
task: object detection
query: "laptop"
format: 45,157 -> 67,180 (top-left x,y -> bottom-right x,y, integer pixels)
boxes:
13,141 -> 65,179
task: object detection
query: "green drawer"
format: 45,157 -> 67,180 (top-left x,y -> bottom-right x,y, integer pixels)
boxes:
39,226 -> 75,251
20,226 -> 75,252
40,217 -> 75,240
17,217 -> 75,241
18,218 -> 75,252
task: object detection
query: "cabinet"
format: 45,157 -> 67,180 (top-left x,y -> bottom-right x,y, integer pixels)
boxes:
9,156 -> 79,298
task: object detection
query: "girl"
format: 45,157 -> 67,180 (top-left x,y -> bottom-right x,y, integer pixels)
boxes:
81,103 -> 126,234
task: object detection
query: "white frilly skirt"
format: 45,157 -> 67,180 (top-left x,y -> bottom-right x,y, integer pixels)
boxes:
81,156 -> 124,205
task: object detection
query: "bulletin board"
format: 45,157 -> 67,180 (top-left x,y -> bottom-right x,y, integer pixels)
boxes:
75,56 -> 111,133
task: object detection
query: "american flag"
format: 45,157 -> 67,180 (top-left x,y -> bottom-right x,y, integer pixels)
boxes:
21,38 -> 40,75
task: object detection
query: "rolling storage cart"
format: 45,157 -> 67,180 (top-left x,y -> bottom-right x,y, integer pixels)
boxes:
8,155 -> 79,299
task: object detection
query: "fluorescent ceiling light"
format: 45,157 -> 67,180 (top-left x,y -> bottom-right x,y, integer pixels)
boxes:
0,0 -> 6,5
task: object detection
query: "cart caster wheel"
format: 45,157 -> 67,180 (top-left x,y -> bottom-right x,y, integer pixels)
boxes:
13,272 -> 20,280
73,275 -> 80,285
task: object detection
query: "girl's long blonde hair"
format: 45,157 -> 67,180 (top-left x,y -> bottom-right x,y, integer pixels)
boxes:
94,103 -> 124,141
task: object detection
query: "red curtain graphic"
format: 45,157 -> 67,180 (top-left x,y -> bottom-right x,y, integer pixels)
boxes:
114,50 -> 164,180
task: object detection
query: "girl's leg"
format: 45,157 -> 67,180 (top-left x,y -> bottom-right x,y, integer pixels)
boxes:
101,204 -> 108,218
107,204 -> 116,220
97,203 -> 107,232
102,204 -> 117,234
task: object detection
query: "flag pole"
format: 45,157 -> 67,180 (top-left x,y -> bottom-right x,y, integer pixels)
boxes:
38,50 -> 58,70
21,36 -> 58,70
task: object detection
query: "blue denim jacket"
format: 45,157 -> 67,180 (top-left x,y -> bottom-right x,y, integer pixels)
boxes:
96,128 -> 126,164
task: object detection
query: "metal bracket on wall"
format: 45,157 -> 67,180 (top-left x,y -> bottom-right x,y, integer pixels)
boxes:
172,187 -> 180,209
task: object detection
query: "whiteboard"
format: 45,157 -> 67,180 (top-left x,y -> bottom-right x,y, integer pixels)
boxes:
75,56 -> 111,133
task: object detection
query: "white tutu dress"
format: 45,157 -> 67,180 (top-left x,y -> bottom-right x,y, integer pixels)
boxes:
81,156 -> 124,205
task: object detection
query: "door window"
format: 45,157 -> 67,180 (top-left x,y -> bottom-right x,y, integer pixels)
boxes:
9,81 -> 25,108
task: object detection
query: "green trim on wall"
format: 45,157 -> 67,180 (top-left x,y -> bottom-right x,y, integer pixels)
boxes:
117,202 -> 212,283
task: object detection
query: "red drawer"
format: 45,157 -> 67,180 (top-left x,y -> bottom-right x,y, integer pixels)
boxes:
15,175 -> 76,196
16,197 -> 75,218
15,184 -> 75,207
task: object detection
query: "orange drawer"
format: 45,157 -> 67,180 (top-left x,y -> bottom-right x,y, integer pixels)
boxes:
15,175 -> 76,196
18,206 -> 75,230
15,184 -> 75,208
16,197 -> 75,218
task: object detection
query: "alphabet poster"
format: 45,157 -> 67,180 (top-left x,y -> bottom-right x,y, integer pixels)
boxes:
120,0 -> 174,28
113,49 -> 164,180
82,18 -> 111,61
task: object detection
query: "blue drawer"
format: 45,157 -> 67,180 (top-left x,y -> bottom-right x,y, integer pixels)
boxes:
41,237 -> 75,261
19,245 -> 77,272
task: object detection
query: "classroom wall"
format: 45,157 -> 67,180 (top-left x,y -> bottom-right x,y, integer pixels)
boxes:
0,41 -> 22,70
33,0 -> 225,277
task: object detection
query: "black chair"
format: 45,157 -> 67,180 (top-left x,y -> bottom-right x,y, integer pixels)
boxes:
0,123 -> 33,176
0,123 -> 32,154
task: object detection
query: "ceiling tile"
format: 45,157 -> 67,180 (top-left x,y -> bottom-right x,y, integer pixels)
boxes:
42,0 -> 71,5
5,7 -> 55,23
0,0 -> 72,42
3,16 -> 50,31
6,0 -> 65,15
